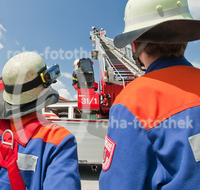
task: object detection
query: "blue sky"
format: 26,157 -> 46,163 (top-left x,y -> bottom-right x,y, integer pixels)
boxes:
0,0 -> 200,100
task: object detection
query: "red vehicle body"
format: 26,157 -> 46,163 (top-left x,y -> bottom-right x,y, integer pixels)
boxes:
73,58 -> 130,117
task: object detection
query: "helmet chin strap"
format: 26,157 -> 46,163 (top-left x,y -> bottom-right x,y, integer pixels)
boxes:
132,42 -> 148,70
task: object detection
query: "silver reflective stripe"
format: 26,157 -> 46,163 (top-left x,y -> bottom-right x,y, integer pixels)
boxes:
17,153 -> 38,172
126,6 -> 190,27
189,133 -> 200,162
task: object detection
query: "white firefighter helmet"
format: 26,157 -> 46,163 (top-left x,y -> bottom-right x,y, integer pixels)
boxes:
2,52 -> 58,105
73,59 -> 79,69
114,0 -> 200,48
0,52 -> 59,119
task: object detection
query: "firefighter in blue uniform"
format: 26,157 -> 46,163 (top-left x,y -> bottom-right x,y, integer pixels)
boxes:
99,0 -> 200,189
0,52 -> 81,190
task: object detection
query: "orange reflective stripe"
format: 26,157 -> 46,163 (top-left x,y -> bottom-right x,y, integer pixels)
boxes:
113,66 -> 200,130
10,112 -> 43,132
32,123 -> 71,146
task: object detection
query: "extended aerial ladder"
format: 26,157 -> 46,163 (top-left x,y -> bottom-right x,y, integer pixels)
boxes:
91,31 -> 144,86
75,30 -> 145,117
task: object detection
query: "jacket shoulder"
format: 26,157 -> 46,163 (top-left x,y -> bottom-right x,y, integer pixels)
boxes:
113,66 -> 200,129
32,122 -> 72,146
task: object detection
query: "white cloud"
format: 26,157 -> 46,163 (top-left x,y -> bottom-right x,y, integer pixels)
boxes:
73,94 -> 78,100
16,41 -> 20,45
191,61 -> 200,69
61,72 -> 72,79
188,0 -> 200,19
58,88 -> 73,100
0,43 -> 4,49
0,24 -> 6,50
51,79 -> 66,91
0,24 -> 6,39
51,79 -> 74,100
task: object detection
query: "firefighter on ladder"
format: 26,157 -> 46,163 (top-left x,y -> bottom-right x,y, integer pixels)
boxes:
0,52 -> 81,190
100,28 -> 106,37
99,0 -> 200,189
72,59 -> 80,88
92,26 -> 100,37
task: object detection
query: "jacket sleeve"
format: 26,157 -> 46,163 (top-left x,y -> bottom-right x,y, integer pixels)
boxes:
99,104 -> 154,190
43,134 -> 81,190
72,71 -> 78,86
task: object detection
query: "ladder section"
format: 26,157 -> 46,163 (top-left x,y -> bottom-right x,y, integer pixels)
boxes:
100,36 -> 144,76
100,38 -> 137,82
90,31 -> 144,86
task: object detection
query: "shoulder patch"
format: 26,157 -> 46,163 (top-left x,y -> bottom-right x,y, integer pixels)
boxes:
102,135 -> 116,171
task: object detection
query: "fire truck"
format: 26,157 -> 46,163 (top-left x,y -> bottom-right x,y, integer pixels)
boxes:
75,31 -> 144,118
45,31 -> 144,168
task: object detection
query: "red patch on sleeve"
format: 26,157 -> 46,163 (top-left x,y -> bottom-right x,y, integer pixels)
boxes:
102,135 -> 116,171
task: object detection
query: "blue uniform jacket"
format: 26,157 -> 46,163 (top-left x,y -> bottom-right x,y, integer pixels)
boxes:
99,56 -> 200,189
0,112 -> 81,190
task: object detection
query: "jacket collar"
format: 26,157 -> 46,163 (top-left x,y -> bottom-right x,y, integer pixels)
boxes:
0,112 -> 49,147
145,56 -> 193,74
